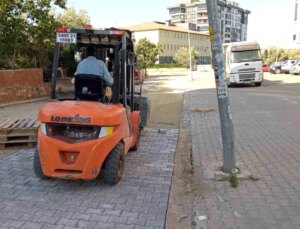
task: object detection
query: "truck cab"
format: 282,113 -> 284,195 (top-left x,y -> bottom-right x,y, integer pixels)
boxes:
223,41 -> 263,87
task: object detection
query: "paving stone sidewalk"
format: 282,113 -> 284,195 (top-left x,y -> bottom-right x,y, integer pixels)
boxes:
186,86 -> 300,229
0,128 -> 178,229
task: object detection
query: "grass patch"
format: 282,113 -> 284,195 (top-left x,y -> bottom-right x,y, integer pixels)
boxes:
229,173 -> 239,188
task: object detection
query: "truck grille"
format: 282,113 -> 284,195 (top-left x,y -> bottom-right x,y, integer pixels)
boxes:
238,68 -> 256,72
45,123 -> 100,143
239,73 -> 255,80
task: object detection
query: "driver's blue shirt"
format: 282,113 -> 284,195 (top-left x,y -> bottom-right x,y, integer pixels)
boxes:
75,56 -> 113,85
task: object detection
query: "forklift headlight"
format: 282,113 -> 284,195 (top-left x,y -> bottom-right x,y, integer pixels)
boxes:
40,123 -> 47,135
98,126 -> 114,138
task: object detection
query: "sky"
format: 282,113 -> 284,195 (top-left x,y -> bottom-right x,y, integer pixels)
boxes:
67,0 -> 297,49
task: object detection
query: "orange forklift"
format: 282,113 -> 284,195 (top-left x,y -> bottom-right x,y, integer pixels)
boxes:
34,27 -> 148,184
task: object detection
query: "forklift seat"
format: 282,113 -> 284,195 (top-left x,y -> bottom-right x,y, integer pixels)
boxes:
75,74 -> 104,101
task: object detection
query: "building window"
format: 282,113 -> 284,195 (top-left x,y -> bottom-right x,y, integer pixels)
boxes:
170,8 -> 181,14
197,5 -> 207,11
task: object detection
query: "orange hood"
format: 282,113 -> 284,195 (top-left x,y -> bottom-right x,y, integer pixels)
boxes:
38,100 -> 125,126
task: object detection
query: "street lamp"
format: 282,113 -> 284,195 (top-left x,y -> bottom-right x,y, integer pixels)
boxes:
275,39 -> 279,62
188,30 -> 193,80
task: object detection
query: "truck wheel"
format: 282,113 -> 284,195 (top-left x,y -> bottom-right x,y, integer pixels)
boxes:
33,149 -> 49,179
226,78 -> 232,88
104,143 -> 125,185
131,117 -> 142,151
275,69 -> 280,74
255,82 -> 262,87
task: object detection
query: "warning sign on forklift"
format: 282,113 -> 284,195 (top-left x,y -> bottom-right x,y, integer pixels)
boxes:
56,32 -> 77,44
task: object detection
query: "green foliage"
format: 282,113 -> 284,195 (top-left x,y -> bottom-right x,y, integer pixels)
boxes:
149,63 -> 183,68
135,38 -> 161,74
263,46 -> 300,65
60,44 -> 77,77
229,173 -> 239,188
287,49 -> 300,59
0,0 -> 67,70
56,7 -> 90,77
0,1 -> 93,75
173,47 -> 199,68
57,7 -> 90,28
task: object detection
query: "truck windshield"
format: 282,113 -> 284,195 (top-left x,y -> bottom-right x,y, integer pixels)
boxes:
231,50 -> 261,63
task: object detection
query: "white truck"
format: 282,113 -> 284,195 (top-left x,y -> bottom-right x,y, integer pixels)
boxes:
223,41 -> 263,87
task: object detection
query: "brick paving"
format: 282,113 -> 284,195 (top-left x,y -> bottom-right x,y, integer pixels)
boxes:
187,80 -> 300,229
0,128 -> 178,229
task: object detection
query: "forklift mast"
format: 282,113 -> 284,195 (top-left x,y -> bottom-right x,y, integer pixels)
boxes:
51,27 -> 135,110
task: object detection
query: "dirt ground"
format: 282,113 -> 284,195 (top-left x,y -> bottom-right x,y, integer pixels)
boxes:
144,72 -> 215,129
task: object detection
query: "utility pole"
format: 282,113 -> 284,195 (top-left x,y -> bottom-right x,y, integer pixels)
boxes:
276,39 -> 279,62
206,0 -> 235,173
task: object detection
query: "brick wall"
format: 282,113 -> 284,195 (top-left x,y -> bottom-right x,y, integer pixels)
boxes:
0,69 -> 50,104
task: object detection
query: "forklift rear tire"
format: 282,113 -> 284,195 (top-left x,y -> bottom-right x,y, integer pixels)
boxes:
104,143 -> 125,185
33,149 -> 49,179
140,97 -> 150,128
133,96 -> 150,128
131,117 -> 142,151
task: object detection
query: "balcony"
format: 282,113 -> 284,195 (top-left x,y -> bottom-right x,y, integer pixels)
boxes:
197,15 -> 208,20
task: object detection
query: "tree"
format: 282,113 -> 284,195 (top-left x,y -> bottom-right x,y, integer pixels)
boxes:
173,47 -> 199,68
0,0 -> 66,69
263,46 -> 300,65
287,48 -> 300,60
56,7 -> 90,76
135,38 -> 161,76
0,0 -> 29,68
57,7 -> 90,28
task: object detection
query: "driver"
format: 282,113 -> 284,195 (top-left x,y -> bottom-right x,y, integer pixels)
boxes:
75,46 -> 113,99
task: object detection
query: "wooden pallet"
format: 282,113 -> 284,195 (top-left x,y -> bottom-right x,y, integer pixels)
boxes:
0,118 -> 40,149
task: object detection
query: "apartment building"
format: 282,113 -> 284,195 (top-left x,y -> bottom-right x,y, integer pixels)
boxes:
167,0 -> 250,43
127,21 -> 212,64
293,0 -> 300,43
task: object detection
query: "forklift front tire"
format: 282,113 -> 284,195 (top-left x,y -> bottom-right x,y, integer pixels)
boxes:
33,149 -> 49,179
104,143 -> 125,185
